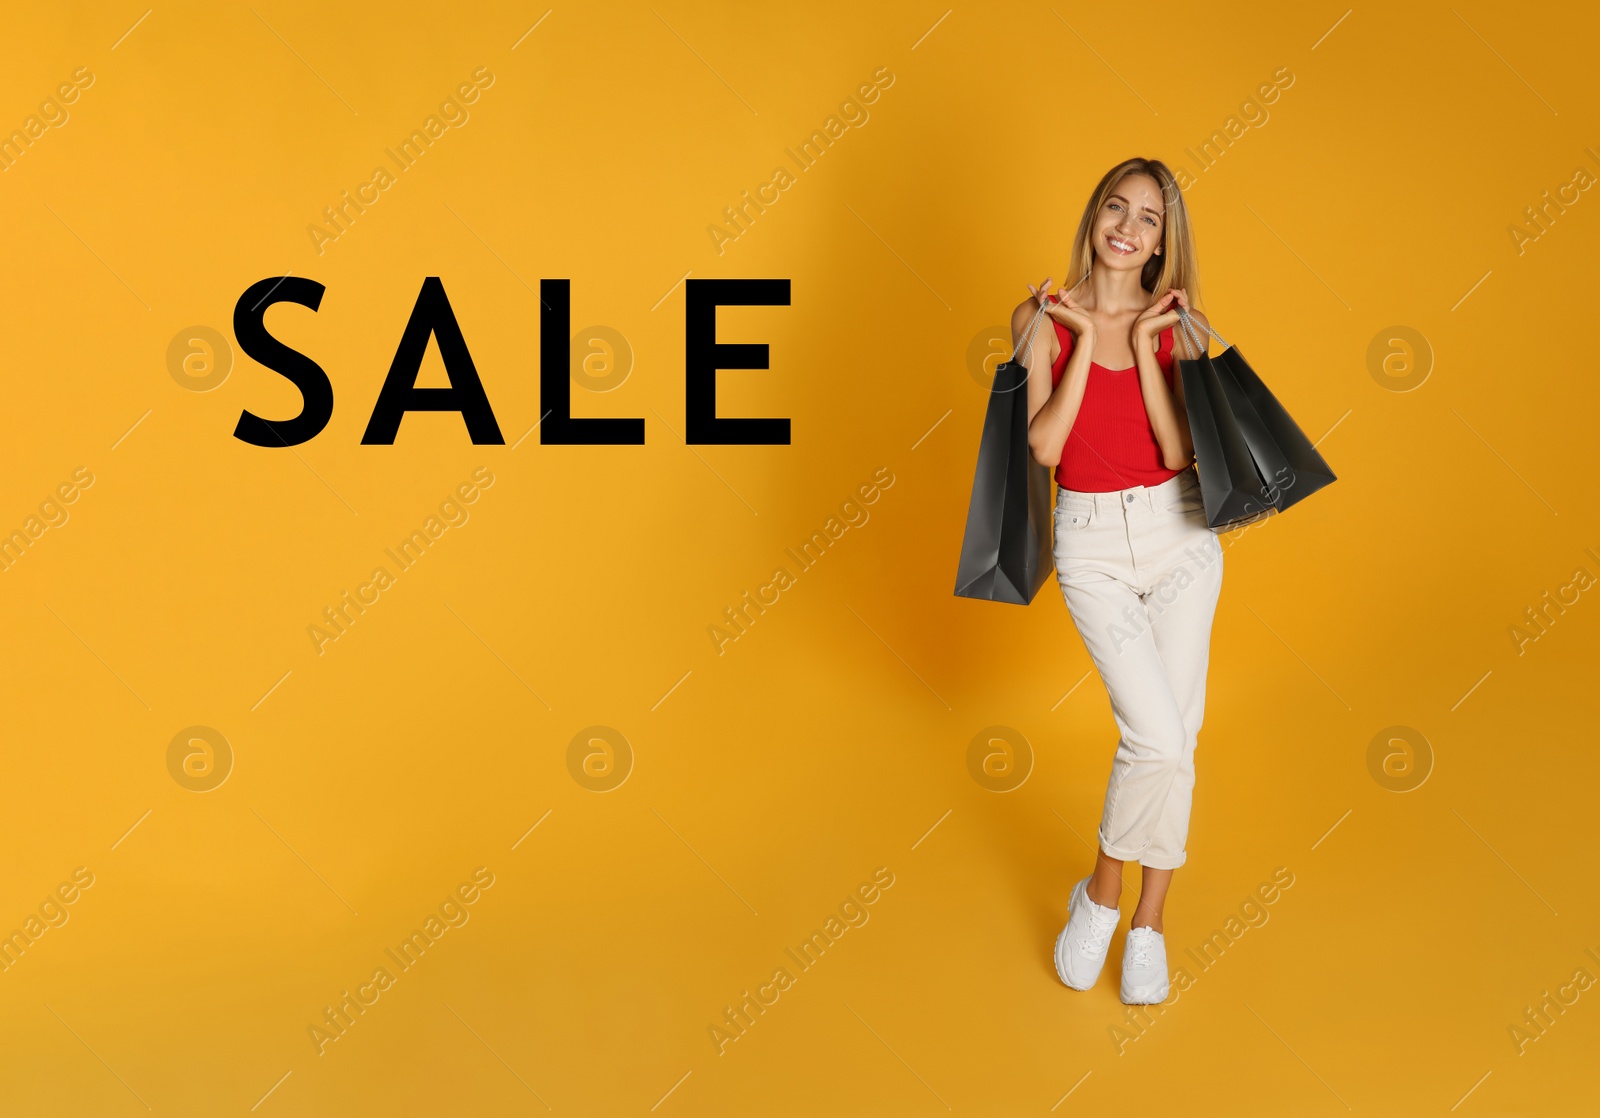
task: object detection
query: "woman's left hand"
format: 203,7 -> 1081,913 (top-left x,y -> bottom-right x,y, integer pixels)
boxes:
1132,288 -> 1189,347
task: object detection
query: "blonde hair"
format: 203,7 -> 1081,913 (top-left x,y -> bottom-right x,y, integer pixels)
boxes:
1063,158 -> 1200,308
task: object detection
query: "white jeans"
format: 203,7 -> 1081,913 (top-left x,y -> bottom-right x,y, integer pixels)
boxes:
1052,466 -> 1224,870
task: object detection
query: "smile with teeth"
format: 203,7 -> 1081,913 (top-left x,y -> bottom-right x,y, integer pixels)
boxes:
1107,234 -> 1139,255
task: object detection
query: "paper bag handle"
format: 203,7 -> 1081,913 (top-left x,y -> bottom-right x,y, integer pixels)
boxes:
1011,273 -> 1092,363
1176,305 -> 1232,358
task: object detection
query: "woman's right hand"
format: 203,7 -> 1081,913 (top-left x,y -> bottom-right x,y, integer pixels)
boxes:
1026,276 -> 1096,340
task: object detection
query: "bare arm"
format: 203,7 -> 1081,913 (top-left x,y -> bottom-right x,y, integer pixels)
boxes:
1131,294 -> 1212,471
1011,297 -> 1096,469
1132,333 -> 1192,470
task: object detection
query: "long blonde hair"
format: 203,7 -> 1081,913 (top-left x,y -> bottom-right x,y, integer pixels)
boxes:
1063,158 -> 1200,308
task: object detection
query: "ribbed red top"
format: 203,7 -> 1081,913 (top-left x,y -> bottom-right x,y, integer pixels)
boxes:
1047,301 -> 1185,493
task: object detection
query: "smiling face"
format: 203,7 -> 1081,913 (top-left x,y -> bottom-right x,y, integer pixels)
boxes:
1092,172 -> 1166,273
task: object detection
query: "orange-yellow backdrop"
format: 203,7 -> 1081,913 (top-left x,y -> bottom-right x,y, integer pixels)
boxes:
2,2 -> 1597,1115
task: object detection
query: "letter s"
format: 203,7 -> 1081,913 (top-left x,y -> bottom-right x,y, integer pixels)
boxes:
473,866 -> 496,889
871,866 -> 895,889
1273,66 -> 1295,89
232,277 -> 335,447
873,66 -> 895,89
71,866 -> 95,889
1271,866 -> 1295,889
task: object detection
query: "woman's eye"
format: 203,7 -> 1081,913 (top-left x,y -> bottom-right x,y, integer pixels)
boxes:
1143,216 -> 1156,226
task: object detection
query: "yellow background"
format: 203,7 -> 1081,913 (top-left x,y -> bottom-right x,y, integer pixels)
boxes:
2,2 -> 1597,1114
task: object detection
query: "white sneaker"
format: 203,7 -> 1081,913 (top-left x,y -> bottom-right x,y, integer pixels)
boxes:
1054,877 -> 1120,990
1120,925 -> 1170,1004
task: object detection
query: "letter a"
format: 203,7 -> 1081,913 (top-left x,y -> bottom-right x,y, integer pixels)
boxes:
361,277 -> 505,444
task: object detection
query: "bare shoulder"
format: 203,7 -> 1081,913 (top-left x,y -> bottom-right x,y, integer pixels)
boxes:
1178,304 -> 1213,357
1010,296 -> 1043,336
1011,295 -> 1059,363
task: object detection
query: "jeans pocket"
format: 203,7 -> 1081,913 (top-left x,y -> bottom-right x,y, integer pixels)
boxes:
1161,473 -> 1205,517
1057,504 -> 1095,532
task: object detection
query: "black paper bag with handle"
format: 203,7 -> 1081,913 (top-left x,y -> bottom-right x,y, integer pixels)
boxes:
954,302 -> 1055,605
1174,308 -> 1337,533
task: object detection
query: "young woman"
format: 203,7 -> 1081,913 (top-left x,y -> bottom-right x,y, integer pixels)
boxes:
1009,157 -> 1224,1005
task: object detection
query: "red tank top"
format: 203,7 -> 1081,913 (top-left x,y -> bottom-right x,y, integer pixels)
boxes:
1046,301 -> 1185,493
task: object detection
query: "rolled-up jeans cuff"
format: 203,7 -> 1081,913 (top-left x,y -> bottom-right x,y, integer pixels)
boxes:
1137,850 -> 1187,871
1098,835 -> 1188,871
1098,834 -> 1148,863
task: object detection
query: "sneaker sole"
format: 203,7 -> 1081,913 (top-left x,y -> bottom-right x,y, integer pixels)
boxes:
1054,880 -> 1099,990
1120,980 -> 1169,1005
1054,923 -> 1094,990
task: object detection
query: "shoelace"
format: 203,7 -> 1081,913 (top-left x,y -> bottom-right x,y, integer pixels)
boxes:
1126,928 -> 1159,969
1077,905 -> 1119,959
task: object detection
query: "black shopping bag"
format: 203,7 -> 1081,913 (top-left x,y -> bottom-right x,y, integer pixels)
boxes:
954,304 -> 1055,604
1175,309 -> 1337,533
